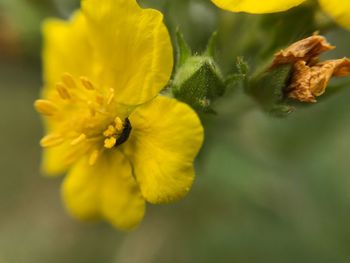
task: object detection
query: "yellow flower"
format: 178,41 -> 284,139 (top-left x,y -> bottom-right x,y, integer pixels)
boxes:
211,0 -> 350,30
34,0 -> 204,230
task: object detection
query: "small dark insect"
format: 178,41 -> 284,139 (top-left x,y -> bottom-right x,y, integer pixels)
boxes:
115,118 -> 132,146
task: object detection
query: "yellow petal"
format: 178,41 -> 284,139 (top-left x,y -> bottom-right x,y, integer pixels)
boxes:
211,0 -> 306,13
125,96 -> 204,204
41,143 -> 70,175
81,0 -> 173,105
41,138 -> 92,176
42,11 -> 92,95
319,0 -> 350,30
62,150 -> 145,230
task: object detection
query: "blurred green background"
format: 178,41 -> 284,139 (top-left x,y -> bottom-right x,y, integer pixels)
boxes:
1,0 -> 350,262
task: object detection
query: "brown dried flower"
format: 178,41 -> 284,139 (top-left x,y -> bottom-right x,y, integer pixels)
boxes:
272,35 -> 350,103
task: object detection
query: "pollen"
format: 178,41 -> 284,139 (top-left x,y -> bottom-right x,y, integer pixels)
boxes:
104,137 -> 117,149
103,125 -> 116,137
34,99 -> 58,116
37,72 -> 129,155
114,117 -> 123,132
102,117 -> 126,149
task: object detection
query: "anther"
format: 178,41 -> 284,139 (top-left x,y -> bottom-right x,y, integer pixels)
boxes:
103,125 -> 116,137
104,137 -> 116,149
80,76 -> 95,90
34,99 -> 58,116
71,133 -> 86,146
62,73 -> 77,89
56,82 -> 71,100
40,134 -> 64,147
96,95 -> 104,106
114,117 -> 123,132
89,149 -> 100,166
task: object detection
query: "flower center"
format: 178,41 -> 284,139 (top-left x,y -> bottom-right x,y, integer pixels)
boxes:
35,72 -> 132,165
102,117 -> 132,149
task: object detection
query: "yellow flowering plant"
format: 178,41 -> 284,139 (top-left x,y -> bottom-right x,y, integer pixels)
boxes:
34,0 -> 350,232
34,0 -> 203,230
2,0 -> 347,259
211,0 -> 350,30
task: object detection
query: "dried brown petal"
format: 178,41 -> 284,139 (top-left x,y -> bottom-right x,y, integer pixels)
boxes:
287,58 -> 350,103
269,35 -> 350,103
332,58 -> 350,77
272,35 -> 335,67
287,61 -> 316,103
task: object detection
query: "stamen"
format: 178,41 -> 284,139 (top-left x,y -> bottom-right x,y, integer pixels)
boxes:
96,95 -> 104,106
62,73 -> 77,89
104,137 -> 116,149
80,76 -> 95,90
89,149 -> 100,166
64,144 -> 89,166
114,117 -> 123,132
71,133 -> 87,146
34,99 -> 58,116
96,109 -> 110,116
87,123 -> 97,129
87,101 -> 96,116
56,83 -> 71,100
40,134 -> 64,147
107,88 -> 115,105
103,125 -> 116,137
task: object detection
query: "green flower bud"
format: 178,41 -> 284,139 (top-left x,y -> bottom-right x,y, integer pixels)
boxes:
172,31 -> 225,114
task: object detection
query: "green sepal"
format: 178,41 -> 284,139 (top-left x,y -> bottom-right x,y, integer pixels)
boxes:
225,57 -> 249,91
175,30 -> 191,70
247,64 -> 294,117
204,31 -> 218,57
235,56 -> 249,76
